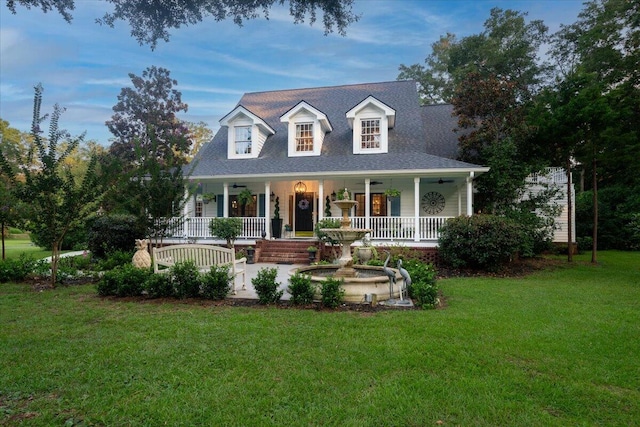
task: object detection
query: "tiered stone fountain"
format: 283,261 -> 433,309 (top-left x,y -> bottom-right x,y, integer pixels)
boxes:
294,190 -> 405,303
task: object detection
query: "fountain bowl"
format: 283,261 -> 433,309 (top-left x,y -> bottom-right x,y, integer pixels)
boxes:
293,265 -> 403,303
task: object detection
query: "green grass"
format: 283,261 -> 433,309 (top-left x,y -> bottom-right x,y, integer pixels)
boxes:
1,251 -> 639,426
1,239 -> 71,260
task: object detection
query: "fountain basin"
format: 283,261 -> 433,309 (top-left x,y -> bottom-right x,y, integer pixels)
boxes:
293,265 -> 403,303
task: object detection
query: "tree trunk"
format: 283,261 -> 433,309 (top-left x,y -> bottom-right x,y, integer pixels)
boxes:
1,221 -> 5,260
567,158 -> 573,262
51,241 -> 60,287
591,154 -> 598,264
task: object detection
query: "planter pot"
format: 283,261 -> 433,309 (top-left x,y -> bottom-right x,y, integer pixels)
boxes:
271,218 -> 283,239
308,251 -> 317,263
246,248 -> 255,264
357,247 -> 373,264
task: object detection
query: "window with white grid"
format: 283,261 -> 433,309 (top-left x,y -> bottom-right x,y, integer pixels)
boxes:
360,119 -> 381,149
234,126 -> 252,154
195,201 -> 203,217
295,123 -> 314,152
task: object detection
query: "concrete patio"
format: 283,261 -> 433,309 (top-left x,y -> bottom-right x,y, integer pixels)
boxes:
230,262 -> 306,301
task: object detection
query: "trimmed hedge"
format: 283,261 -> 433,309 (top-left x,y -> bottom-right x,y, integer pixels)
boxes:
438,215 -> 523,271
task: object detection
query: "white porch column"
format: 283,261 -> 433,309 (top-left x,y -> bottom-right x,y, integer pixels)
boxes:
458,185 -> 462,215
223,182 -> 229,218
414,177 -> 420,241
182,189 -> 190,240
318,180 -> 325,221
466,172 -> 474,215
364,178 -> 371,229
265,181 -> 271,238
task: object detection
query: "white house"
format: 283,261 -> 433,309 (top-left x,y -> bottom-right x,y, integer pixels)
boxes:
171,81 -> 488,246
171,80 -> 573,247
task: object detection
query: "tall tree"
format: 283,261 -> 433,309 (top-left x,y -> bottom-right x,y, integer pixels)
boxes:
185,121 -> 214,161
539,0 -> 639,260
399,8 -> 549,104
6,0 -> 359,49
105,67 -> 194,243
107,66 -> 191,168
0,85 -> 100,284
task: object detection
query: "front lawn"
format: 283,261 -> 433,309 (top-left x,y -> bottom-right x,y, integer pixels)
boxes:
1,251 -> 638,426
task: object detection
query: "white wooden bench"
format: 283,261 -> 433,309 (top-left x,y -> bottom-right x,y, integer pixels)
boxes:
152,244 -> 246,293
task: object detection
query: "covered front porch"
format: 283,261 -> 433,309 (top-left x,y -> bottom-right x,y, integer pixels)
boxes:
171,173 -> 482,245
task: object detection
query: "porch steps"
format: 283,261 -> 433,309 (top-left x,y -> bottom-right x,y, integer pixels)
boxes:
257,240 -> 318,264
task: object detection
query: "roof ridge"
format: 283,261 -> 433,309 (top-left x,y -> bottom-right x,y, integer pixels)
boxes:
243,80 -> 415,96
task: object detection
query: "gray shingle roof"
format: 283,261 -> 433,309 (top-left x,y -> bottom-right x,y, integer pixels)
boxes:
190,81 -> 485,178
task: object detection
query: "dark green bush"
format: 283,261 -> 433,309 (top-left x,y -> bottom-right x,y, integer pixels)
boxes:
170,260 -> 202,299
88,214 -> 145,259
97,264 -> 150,297
201,265 -> 232,300
288,272 -> 315,305
144,273 -> 175,298
0,254 -> 37,283
438,215 -> 523,271
320,277 -> 344,308
96,250 -> 134,271
252,267 -> 283,304
411,281 -> 439,309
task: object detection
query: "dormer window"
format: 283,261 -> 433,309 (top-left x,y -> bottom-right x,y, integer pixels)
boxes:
220,105 -> 275,159
281,101 -> 332,157
360,119 -> 381,149
346,96 -> 396,154
235,125 -> 252,154
296,123 -> 314,152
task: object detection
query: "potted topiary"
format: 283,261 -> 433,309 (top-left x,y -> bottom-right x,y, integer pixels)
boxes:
307,245 -> 318,263
271,196 -> 283,239
355,234 -> 375,264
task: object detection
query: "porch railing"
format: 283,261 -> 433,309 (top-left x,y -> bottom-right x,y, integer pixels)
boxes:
165,216 -> 451,241
351,216 -> 451,241
165,217 -> 266,240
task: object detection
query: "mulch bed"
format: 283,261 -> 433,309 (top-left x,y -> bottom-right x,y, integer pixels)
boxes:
23,257 -> 564,312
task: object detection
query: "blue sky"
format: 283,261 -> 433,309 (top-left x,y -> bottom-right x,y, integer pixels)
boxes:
0,0 -> 585,145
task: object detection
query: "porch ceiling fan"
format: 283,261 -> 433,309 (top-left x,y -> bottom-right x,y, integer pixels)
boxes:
425,178 -> 455,184
357,181 -> 384,185
231,183 -> 247,188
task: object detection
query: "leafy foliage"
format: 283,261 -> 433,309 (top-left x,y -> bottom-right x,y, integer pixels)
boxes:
97,263 -> 150,297
201,265 -> 232,300
88,214 -> 145,259
252,267 -> 283,304
320,277 -> 344,308
7,0 -> 359,49
170,260 -> 202,299
438,215 -> 525,271
288,272 -> 315,305
0,253 -> 37,283
209,217 -> 243,248
0,84 -> 100,286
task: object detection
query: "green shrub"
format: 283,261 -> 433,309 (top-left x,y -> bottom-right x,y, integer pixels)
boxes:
170,260 -> 202,299
320,277 -> 344,308
88,214 -> 145,259
252,267 -> 283,304
97,264 -> 150,297
288,272 -> 315,305
209,217 -> 243,248
201,265 -> 232,300
97,250 -> 134,271
144,273 -> 175,298
0,254 -> 38,283
576,236 -> 593,254
411,281 -> 439,309
401,260 -> 437,291
58,252 -> 93,271
438,215 -> 523,271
